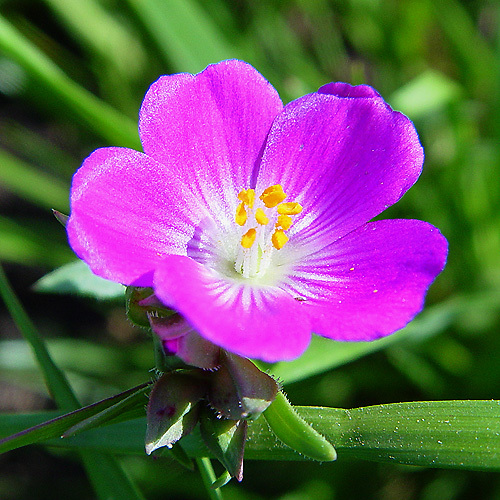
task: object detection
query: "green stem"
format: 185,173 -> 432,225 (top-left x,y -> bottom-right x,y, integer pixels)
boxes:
196,457 -> 224,500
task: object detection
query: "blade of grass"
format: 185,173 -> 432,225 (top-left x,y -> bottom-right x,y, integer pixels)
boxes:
0,263 -> 78,409
433,0 -> 496,98
0,215 -> 72,267
43,0 -> 146,80
0,149 -> 69,210
0,14 -> 140,148
126,0 -> 235,72
0,264 -> 145,500
7,400 -> 500,471
266,291 -> 500,385
266,296 -> 460,385
0,383 -> 150,454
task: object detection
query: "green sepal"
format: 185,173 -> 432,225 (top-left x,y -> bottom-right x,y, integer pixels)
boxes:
125,286 -> 156,327
145,370 -> 208,455
200,408 -> 247,482
264,391 -> 337,462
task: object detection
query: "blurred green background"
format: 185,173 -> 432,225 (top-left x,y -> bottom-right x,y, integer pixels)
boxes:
0,0 -> 499,498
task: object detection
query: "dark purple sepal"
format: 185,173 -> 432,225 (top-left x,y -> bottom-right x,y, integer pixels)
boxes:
209,352 -> 278,420
145,370 -> 208,455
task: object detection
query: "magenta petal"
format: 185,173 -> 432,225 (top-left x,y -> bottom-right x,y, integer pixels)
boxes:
154,255 -> 311,362
257,91 -> 423,247
283,219 -> 448,341
139,60 -> 283,215
318,82 -> 382,99
67,147 -> 206,286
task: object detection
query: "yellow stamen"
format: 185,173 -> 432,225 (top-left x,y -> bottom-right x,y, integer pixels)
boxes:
255,208 -> 269,225
277,214 -> 293,230
271,229 -> 289,250
241,228 -> 257,248
277,202 -> 302,215
235,202 -> 248,226
260,184 -> 287,208
238,189 -> 255,208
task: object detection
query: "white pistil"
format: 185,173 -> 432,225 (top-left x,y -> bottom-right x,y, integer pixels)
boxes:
233,185 -> 302,279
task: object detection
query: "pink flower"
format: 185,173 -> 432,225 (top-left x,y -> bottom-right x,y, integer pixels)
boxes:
67,60 -> 447,363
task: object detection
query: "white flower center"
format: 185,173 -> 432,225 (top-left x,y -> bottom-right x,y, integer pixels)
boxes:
233,185 -> 302,278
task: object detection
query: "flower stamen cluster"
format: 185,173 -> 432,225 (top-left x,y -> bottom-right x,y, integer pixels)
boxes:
234,184 -> 302,278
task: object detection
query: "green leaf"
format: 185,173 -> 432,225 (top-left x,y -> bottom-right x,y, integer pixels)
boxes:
333,400 -> 500,470
200,410 -> 247,481
80,452 -> 146,500
9,400 -> 499,472
0,383 -> 150,454
0,264 -> 79,409
43,0 -> 146,80
0,215 -> 72,267
267,296 -> 468,385
34,260 -> 125,300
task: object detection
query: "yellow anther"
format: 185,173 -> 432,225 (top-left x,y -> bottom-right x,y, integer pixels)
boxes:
238,189 -> 255,208
277,214 -> 293,230
277,202 -> 302,215
255,208 -> 269,225
241,228 -> 257,249
235,202 -> 248,226
271,229 -> 289,250
260,185 -> 287,208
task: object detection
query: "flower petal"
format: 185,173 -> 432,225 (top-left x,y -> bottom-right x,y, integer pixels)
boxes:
139,59 -> 283,219
154,255 -> 311,362
282,219 -> 448,341
256,88 -> 423,248
67,147 -> 207,286
318,82 -> 382,98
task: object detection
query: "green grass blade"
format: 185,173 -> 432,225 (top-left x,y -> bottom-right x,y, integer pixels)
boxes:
79,452 -> 146,500
0,14 -> 140,148
0,215 -> 72,267
433,0 -> 496,97
126,0 -> 235,72
267,296 -> 461,385
0,149 -> 69,210
7,401 -> 499,471
0,383 -> 150,454
43,0 -> 146,80
0,264 -> 145,500
0,263 -> 79,409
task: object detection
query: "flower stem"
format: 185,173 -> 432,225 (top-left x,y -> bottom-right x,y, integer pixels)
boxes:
196,457 -> 224,500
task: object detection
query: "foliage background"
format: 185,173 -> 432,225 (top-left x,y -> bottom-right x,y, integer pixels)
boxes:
0,0 -> 499,498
